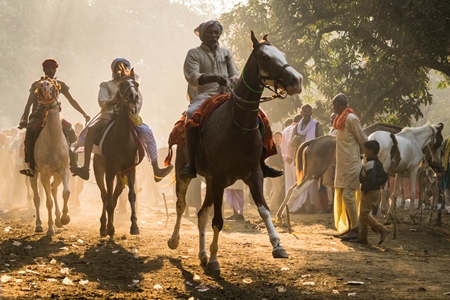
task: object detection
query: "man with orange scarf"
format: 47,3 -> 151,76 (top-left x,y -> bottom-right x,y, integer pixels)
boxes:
332,94 -> 367,241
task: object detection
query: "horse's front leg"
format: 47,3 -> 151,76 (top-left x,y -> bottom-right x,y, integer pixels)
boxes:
409,168 -> 419,225
30,174 -> 43,233
168,176 -> 191,250
40,173 -> 55,236
105,173 -> 120,237
94,163 -> 108,237
245,172 -> 288,259
60,169 -> 71,225
202,179 -> 221,271
126,170 -> 139,235
51,176 -> 63,228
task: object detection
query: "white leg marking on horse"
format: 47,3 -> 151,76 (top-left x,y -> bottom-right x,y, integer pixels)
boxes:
198,206 -> 211,265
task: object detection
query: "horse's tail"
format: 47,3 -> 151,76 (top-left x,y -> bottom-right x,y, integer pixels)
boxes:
390,133 -> 401,167
295,141 -> 309,185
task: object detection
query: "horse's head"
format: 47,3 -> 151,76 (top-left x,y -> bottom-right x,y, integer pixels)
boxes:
117,68 -> 140,113
432,123 -> 444,150
36,76 -> 60,106
424,123 -> 445,175
251,31 -> 303,96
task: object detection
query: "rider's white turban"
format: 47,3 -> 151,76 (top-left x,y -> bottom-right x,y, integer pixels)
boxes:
194,20 -> 223,42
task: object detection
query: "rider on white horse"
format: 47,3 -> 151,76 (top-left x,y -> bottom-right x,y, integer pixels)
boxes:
18,58 -> 91,177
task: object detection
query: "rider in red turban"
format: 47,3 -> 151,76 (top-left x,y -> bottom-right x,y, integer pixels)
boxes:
42,58 -> 59,69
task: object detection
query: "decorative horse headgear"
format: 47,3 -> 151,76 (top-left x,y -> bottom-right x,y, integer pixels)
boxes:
35,76 -> 61,108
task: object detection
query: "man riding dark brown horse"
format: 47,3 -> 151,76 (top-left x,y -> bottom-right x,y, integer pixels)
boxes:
179,20 -> 283,180
70,58 -> 172,182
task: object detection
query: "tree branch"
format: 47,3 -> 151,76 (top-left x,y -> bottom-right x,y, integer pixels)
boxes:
360,74 -> 407,125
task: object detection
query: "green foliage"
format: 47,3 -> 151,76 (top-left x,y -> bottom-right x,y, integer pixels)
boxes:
220,0 -> 450,127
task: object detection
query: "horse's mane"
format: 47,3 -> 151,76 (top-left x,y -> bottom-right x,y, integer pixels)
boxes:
400,122 -> 434,133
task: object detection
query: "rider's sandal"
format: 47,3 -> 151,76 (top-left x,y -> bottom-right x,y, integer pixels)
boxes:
19,168 -> 34,177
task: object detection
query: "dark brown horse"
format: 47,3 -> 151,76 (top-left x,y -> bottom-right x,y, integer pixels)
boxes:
168,31 -> 303,271
93,70 -> 141,237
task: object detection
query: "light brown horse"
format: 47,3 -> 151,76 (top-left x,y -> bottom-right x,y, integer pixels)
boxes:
168,31 -> 303,272
93,70 -> 141,237
276,123 -> 403,220
31,77 -> 70,236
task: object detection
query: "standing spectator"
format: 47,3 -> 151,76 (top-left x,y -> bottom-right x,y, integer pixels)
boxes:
332,94 -> 367,240
289,104 -> 324,213
225,180 -> 245,220
280,115 -> 302,200
9,131 -> 29,207
322,112 -> 338,212
0,132 -> 12,203
266,131 -> 285,212
70,122 -> 85,208
353,140 -> 390,244
439,137 -> 450,214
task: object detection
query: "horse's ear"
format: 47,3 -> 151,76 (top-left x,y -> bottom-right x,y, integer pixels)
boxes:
262,33 -> 270,43
130,68 -> 135,78
251,30 -> 259,48
438,123 -> 444,130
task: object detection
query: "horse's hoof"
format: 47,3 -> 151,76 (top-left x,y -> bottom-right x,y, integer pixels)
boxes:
167,237 -> 179,250
207,261 -> 220,271
272,246 -> 289,258
35,226 -> 43,233
100,229 -> 107,237
107,228 -> 115,237
55,219 -> 63,228
61,215 -> 70,226
199,253 -> 208,266
130,226 -> 140,235
46,230 -> 55,236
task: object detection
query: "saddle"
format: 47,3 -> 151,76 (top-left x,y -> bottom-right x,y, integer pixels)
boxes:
32,118 -> 73,142
164,94 -> 277,166
92,119 -> 145,172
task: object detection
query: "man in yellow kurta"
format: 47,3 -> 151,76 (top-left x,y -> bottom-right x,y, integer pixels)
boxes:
332,94 -> 367,240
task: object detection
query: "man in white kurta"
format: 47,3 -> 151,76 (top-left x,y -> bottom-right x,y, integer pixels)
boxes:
332,94 -> 367,239
180,20 -> 240,179
290,104 -> 324,212
280,116 -> 301,195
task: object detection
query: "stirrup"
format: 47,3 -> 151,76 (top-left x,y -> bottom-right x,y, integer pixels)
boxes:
154,165 -> 174,183
20,168 -> 34,177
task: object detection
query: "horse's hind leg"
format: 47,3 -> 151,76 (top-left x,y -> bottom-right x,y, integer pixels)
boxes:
245,175 -> 288,259
168,176 -> 191,250
126,170 -> 139,235
276,184 -> 296,221
31,175 -> 43,233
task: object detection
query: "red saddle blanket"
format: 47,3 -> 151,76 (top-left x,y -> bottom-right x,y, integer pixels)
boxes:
164,94 -> 276,166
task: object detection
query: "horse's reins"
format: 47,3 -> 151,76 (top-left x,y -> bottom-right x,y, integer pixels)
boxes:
227,49 -> 291,131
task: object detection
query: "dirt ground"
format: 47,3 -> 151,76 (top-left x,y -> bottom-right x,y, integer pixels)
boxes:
1,182 -> 450,300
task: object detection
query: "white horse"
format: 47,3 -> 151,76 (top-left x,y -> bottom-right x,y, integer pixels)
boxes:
31,77 -> 71,236
369,123 -> 444,225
